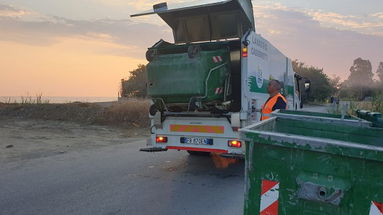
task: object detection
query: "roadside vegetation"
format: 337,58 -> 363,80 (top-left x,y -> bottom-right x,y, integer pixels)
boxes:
337,59 -> 383,113
1,94 -> 49,104
292,60 -> 336,103
120,64 -> 147,98
293,59 -> 383,113
350,95 -> 383,113
0,99 -> 150,128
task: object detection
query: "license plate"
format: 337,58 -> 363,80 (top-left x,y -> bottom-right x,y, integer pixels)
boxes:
181,137 -> 212,145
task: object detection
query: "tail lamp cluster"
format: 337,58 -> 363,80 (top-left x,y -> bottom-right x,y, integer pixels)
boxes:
242,47 -> 248,57
156,136 -> 168,143
228,140 -> 242,148
156,136 -> 241,148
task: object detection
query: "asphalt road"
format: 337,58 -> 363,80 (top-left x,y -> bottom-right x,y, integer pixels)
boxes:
0,139 -> 244,215
302,104 -> 330,113
0,105 -> 330,215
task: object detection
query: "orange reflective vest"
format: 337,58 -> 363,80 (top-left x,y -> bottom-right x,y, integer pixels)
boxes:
260,93 -> 287,121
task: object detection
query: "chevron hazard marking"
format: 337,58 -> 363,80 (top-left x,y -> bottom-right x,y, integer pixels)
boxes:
370,201 -> 383,215
215,88 -> 223,94
260,180 -> 279,215
212,56 -> 223,63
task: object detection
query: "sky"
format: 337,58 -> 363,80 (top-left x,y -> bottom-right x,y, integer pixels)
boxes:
0,0 -> 382,97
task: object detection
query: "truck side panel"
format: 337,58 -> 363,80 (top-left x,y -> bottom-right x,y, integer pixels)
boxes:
244,31 -> 299,123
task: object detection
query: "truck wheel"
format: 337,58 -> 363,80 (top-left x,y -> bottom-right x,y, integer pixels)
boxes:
149,104 -> 158,116
187,150 -> 210,156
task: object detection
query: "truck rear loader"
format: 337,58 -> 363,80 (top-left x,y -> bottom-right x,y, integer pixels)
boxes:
131,0 -> 308,158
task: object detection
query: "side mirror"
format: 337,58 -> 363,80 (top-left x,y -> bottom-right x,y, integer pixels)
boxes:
304,80 -> 311,92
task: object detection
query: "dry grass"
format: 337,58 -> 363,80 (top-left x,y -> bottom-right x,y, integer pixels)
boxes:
101,99 -> 150,127
0,99 -> 150,128
350,101 -> 374,111
1,94 -> 50,104
350,96 -> 383,113
20,94 -> 49,104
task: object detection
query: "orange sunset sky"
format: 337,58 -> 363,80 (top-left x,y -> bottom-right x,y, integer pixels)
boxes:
1,0 -> 382,97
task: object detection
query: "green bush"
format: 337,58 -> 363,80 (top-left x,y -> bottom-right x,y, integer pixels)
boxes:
373,93 -> 383,113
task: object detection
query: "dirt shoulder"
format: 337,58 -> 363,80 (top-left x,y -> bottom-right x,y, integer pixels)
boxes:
0,100 -> 150,128
0,100 -> 151,163
0,117 -> 149,163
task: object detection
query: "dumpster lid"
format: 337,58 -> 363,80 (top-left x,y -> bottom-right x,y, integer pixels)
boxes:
130,0 -> 255,43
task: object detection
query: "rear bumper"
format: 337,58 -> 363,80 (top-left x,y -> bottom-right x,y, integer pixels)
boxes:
166,146 -> 228,153
149,135 -> 244,155
140,143 -> 244,159
148,116 -> 244,154
140,147 -> 168,152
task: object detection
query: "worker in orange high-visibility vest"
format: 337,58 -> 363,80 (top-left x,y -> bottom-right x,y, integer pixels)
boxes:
260,80 -> 287,121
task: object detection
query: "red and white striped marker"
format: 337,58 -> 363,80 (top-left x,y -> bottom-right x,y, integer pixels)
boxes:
370,201 -> 383,215
212,56 -> 223,63
214,88 -> 223,94
260,180 -> 279,215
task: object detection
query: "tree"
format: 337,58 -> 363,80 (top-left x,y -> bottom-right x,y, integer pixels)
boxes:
340,58 -> 374,100
329,75 -> 341,95
120,64 -> 147,98
377,62 -> 383,84
292,60 -> 333,102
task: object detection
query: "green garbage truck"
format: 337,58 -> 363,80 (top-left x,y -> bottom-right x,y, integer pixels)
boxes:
131,0 -> 308,157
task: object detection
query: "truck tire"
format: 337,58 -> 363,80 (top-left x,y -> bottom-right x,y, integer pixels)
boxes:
187,150 -> 211,156
149,104 -> 158,116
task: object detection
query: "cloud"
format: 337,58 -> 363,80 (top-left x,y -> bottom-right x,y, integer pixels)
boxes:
0,4 -> 29,17
253,4 -> 383,77
306,10 -> 383,36
0,4 -> 172,58
254,3 -> 383,36
372,12 -> 383,19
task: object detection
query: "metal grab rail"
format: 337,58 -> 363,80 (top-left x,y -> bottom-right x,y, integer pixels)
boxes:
187,62 -> 228,111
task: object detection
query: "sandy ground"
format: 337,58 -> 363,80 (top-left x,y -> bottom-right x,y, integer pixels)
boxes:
0,117 -> 149,163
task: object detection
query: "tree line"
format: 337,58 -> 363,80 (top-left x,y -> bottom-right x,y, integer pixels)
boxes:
293,58 -> 383,102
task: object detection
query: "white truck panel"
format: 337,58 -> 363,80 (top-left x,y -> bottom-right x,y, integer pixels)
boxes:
150,117 -> 244,154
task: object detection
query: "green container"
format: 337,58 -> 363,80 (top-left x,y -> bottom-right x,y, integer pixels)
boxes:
275,110 -> 356,119
356,110 -> 383,128
273,109 -> 370,127
240,117 -> 383,215
147,48 -> 230,104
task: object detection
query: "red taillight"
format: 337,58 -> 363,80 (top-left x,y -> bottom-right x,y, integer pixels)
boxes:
232,127 -> 240,132
242,47 -> 248,57
156,136 -> 168,143
228,140 -> 242,148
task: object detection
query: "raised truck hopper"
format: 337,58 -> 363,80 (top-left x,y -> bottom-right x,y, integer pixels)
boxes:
132,0 -> 255,112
